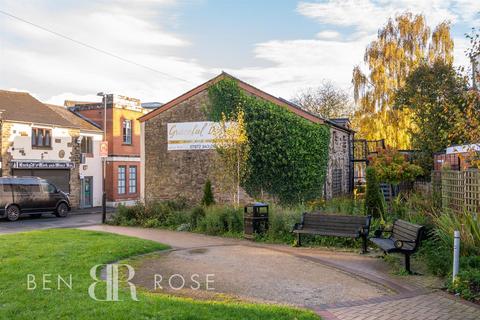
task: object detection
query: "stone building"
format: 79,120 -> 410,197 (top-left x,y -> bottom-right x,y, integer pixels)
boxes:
324,118 -> 354,199
0,90 -> 103,208
139,73 -> 354,204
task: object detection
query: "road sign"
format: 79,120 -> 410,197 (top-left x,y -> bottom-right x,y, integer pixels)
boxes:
100,141 -> 108,158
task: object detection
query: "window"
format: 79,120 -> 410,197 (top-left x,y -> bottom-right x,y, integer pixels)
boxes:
122,120 -> 132,144
81,136 -> 93,154
128,166 -> 137,194
41,182 -> 57,194
117,166 -> 126,194
32,128 -> 52,148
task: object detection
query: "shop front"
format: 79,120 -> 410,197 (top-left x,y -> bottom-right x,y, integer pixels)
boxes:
11,160 -> 75,193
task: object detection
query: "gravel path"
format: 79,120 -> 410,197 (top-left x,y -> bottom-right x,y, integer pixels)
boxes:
132,245 -> 390,307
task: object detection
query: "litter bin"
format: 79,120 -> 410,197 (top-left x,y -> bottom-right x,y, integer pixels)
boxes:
244,202 -> 269,239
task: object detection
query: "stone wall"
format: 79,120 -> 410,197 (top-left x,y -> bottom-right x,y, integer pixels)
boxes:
68,129 -> 81,208
0,122 -> 13,176
324,126 -> 352,199
144,90 -> 251,204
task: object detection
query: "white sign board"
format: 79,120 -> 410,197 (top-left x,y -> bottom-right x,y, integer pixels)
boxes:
168,121 -> 222,151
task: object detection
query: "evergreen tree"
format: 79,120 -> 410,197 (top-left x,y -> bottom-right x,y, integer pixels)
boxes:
365,167 -> 385,221
201,179 -> 215,206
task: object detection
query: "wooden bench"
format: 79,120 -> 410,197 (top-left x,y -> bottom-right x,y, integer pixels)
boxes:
292,213 -> 372,253
370,219 -> 424,274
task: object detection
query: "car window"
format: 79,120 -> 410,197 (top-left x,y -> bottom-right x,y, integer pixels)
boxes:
14,183 -> 40,193
45,183 -> 57,194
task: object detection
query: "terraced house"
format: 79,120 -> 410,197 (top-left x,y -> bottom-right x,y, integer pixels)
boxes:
67,94 -> 148,207
0,90 -> 103,208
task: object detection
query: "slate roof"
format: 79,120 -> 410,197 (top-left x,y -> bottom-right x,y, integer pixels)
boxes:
45,104 -> 103,132
0,89 -> 102,132
0,90 -> 74,127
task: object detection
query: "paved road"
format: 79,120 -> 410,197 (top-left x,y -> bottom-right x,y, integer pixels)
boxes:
0,207 -> 113,234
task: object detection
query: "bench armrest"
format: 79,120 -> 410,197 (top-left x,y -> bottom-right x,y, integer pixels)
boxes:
394,239 -> 417,249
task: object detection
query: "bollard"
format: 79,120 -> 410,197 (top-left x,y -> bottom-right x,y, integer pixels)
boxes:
452,230 -> 460,282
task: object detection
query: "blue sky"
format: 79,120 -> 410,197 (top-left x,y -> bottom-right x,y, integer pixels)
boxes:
0,0 -> 479,104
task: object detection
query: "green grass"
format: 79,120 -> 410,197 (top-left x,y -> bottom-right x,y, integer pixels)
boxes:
0,229 -> 319,319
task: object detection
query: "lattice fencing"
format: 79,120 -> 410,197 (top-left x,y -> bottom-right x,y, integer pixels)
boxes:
436,169 -> 480,214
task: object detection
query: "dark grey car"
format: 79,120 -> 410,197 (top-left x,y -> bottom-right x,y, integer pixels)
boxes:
0,177 -> 71,221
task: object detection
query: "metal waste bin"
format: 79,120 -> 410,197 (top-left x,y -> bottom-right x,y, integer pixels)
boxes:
244,202 -> 269,239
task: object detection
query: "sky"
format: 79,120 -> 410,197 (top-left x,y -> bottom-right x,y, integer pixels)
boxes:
0,0 -> 479,105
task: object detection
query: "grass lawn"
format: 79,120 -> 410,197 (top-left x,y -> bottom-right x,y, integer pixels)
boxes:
0,229 -> 319,319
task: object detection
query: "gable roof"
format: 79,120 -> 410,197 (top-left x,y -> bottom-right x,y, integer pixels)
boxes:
45,104 -> 103,133
138,72 -> 325,124
0,90 -> 75,127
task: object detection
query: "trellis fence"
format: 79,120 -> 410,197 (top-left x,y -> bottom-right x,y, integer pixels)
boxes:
434,169 -> 480,214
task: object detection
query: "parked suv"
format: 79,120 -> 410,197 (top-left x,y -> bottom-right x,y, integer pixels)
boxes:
0,177 -> 71,221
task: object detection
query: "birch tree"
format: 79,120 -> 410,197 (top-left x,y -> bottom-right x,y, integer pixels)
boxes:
213,110 -> 250,205
352,12 -> 454,149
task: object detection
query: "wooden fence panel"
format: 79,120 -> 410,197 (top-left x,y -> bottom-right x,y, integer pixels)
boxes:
465,170 -> 480,214
437,169 -> 480,214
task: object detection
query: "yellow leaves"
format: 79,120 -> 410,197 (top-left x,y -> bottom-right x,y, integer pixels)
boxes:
352,11 -> 454,149
212,110 -> 250,205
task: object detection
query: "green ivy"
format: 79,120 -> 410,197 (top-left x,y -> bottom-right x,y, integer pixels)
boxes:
207,78 -> 330,204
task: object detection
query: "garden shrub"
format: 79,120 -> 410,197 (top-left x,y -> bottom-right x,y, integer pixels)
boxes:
364,167 -> 385,220
449,261 -> 480,302
434,211 -> 480,256
369,148 -> 423,185
418,238 -> 452,276
197,205 -> 243,236
207,78 -> 330,205
318,197 -> 364,216
201,180 -> 215,206
190,206 -> 206,229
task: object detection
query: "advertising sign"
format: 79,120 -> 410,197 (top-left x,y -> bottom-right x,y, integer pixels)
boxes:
100,141 -> 108,157
167,122 -> 225,151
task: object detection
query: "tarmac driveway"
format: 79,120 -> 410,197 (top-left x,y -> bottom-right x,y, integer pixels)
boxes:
0,207 -> 113,234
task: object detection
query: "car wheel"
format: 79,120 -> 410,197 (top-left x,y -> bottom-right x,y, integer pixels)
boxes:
6,205 -> 21,222
29,214 -> 42,218
55,202 -> 69,218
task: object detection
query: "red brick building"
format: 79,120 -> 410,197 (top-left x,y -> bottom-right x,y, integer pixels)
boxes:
67,95 -> 148,206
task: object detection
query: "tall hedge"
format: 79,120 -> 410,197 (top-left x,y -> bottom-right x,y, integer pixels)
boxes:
207,78 -> 330,204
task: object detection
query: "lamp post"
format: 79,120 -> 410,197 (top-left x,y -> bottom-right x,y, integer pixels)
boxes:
97,92 -> 107,223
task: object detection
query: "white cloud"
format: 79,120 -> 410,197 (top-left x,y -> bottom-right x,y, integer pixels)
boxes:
227,0 -> 478,99
0,0 -> 212,104
316,30 -> 341,40
296,0 -> 477,34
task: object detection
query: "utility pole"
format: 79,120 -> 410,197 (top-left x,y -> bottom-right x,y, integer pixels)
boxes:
97,92 -> 108,223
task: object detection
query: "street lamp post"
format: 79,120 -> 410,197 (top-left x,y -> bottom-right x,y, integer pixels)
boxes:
97,92 -> 107,223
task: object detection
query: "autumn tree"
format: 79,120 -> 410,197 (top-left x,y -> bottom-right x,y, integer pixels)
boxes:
458,28 -> 480,168
292,80 -> 353,119
213,110 -> 250,205
395,60 -> 470,173
352,12 -> 454,149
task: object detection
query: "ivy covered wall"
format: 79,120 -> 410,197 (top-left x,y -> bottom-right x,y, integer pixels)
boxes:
207,78 -> 330,204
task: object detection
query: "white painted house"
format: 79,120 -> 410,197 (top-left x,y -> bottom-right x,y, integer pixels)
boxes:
0,90 -> 103,208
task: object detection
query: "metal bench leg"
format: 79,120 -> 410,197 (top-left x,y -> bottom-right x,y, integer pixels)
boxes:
297,233 -> 302,247
361,235 -> 368,254
405,254 -> 411,274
